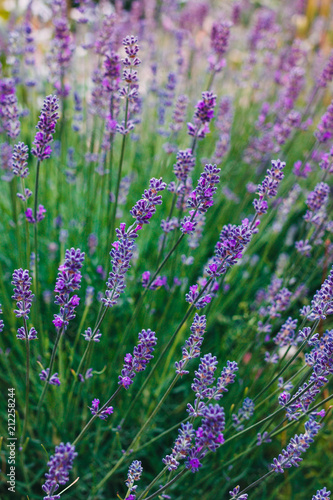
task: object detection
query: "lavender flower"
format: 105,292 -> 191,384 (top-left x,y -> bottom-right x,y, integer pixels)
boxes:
0,78 -> 20,138
130,178 -> 167,225
253,159 -> 286,215
229,485 -> 248,500
89,398 -> 113,420
53,248 -> 85,331
119,329 -> 157,389
232,398 -> 255,431
271,415 -> 321,473
39,369 -> 61,386
11,269 -> 34,320
305,266 -> 333,321
16,327 -> 37,340
175,314 -> 206,376
318,51 -> 333,88
211,22 -> 232,57
42,442 -> 77,500
186,164 -> 221,214
315,100 -> 333,144
273,317 -> 298,347
11,142 -> 29,178
187,91 -> 217,139
125,460 -> 143,493
25,205 -> 47,224
31,95 -> 59,161
0,304 -> 4,333
82,327 -> 102,342
312,488 -> 331,500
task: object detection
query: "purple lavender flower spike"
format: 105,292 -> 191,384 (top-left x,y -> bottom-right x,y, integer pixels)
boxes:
82,327 -> 102,342
119,329 -> 157,389
315,100 -> 333,144
11,269 -> 34,320
53,248 -> 85,332
31,95 -> 59,161
42,442 -> 77,500
187,91 -> 217,140
125,460 -> 143,494
305,266 -> 333,321
312,487 -> 331,500
271,414 -> 321,473
318,51 -> 333,88
89,398 -> 113,420
229,485 -> 248,500
0,78 -> 20,138
16,327 -> 37,340
130,178 -> 167,225
273,317 -> 298,347
186,164 -> 221,214
175,314 -> 206,376
253,159 -> 286,215
0,304 -> 4,333
11,142 -> 29,178
39,368 -> 60,386
232,398 -> 255,431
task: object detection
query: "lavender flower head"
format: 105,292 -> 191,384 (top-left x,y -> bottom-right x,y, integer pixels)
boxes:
188,91 -> 217,139
125,460 -> 143,494
42,442 -> 77,500
31,95 -> 59,161
11,142 -> 29,178
11,269 -> 34,320
312,488 -> 331,500
253,159 -> 286,215
271,415 -> 321,473
119,329 -> 157,389
90,398 -> 113,420
39,368 -> 61,386
53,248 -> 85,331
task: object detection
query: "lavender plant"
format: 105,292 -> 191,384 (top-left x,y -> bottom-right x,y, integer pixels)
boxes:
0,1 -> 332,499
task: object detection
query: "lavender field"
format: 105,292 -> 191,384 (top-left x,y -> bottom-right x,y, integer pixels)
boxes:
0,0 -> 333,499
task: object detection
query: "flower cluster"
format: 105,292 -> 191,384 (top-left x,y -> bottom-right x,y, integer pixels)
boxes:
16,326 -> 37,340
302,266 -> 333,321
39,368 -> 61,386
253,159 -> 286,215
42,442 -> 77,500
315,100 -> 333,144
312,487 -> 331,500
82,327 -> 102,342
53,248 -> 85,331
163,403 -> 226,473
25,205 -> 47,224
118,35 -> 141,129
11,142 -> 29,178
11,269 -> 34,320
31,95 -> 59,161
232,398 -> 255,431
0,78 -> 20,138
125,460 -> 143,495
89,398 -> 113,420
173,149 -> 195,183
175,314 -> 206,376
130,177 -> 167,225
187,91 -> 217,139
271,415 -> 321,473
102,223 -> 138,308
118,329 -> 157,389
273,317 -> 298,347
186,164 -> 221,214
229,485 -> 248,500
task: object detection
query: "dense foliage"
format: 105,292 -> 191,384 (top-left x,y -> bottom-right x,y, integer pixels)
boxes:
0,1 -> 333,499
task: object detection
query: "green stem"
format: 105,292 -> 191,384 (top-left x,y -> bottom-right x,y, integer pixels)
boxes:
21,318 -> 30,444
